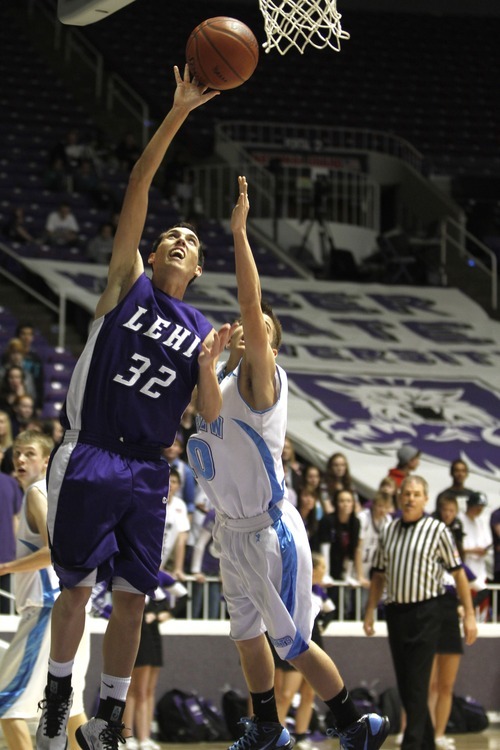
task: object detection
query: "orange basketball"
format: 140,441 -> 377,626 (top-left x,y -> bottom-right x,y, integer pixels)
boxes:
186,17 -> 259,91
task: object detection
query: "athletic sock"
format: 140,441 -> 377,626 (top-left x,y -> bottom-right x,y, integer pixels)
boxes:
100,673 -> 131,703
96,697 -> 126,726
47,658 -> 74,699
250,688 -> 280,724
324,687 -> 360,731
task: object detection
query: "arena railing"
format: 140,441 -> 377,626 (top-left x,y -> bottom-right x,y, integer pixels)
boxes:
1,580 -> 498,623
440,216 -> 498,311
215,121 -> 426,174
181,577 -> 500,624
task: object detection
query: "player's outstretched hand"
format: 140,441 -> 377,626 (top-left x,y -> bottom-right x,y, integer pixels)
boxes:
173,64 -> 220,112
198,322 -> 237,370
231,175 -> 249,234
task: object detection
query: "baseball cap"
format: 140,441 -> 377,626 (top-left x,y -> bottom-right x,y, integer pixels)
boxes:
466,491 -> 488,507
397,445 -> 420,465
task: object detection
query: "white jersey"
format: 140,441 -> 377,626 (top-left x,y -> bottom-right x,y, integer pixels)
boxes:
14,479 -> 59,613
161,495 -> 190,566
458,511 -> 491,585
187,363 -> 288,519
358,507 -> 392,580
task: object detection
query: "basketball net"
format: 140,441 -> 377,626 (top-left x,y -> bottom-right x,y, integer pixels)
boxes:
258,0 -> 350,54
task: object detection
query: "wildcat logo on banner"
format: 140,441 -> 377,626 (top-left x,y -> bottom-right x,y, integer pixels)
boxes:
26,260 -> 500,500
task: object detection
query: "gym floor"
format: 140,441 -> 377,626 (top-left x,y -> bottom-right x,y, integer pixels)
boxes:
1,733 -> 499,749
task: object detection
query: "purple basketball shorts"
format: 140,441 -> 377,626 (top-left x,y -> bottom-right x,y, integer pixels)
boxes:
47,439 -> 170,596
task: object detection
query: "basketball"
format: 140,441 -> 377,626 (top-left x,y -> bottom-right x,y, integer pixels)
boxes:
186,17 -> 259,91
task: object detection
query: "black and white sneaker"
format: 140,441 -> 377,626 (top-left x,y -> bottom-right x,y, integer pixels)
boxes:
76,717 -> 126,749
36,688 -> 73,750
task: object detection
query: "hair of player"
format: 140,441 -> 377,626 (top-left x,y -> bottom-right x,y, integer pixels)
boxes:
13,429 -> 54,458
151,223 -> 205,268
261,300 -> 282,350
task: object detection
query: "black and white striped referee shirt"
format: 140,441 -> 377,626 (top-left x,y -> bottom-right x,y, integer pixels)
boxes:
372,515 -> 462,604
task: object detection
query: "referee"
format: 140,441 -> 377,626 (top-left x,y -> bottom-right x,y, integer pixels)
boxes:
363,475 -> 477,750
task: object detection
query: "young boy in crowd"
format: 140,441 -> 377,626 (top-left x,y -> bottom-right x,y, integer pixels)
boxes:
0,431 -> 88,750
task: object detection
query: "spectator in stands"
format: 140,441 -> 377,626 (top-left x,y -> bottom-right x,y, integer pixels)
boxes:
44,156 -> 71,193
43,202 -> 80,247
429,492 -> 472,750
50,128 -> 96,175
282,435 -> 304,498
73,159 -> 118,212
377,476 -> 398,513
435,459 -> 475,514
0,365 -> 29,417
86,222 -> 115,264
1,404 -> 40,476
123,572 -> 187,749
114,131 -> 141,173
320,489 -> 366,616
491,503 -> 500,617
325,452 -> 360,510
357,491 -> 393,611
0,339 -> 37,404
178,399 -> 197,461
0,467 -> 22,613
386,445 -> 420,488
301,463 -> 332,516
162,432 -> 196,516
3,206 -> 38,244
459,492 -> 491,589
0,409 -> 14,469
297,486 -> 321,552
42,418 -> 64,447
16,322 -> 45,414
190,507 -> 222,620
160,468 -> 190,580
10,394 -> 36,439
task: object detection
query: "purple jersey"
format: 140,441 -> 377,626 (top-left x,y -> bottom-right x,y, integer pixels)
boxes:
61,274 -> 212,448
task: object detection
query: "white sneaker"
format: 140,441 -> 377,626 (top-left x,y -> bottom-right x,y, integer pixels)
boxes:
295,738 -> 320,750
435,737 -> 456,749
36,688 -> 73,750
394,732 -> 404,746
126,739 -> 139,749
139,740 -> 161,750
75,717 -> 125,749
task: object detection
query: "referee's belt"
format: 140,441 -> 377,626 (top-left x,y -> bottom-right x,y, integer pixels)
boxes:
215,501 -> 284,532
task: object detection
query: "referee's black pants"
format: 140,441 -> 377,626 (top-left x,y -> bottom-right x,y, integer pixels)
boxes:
386,597 -> 443,750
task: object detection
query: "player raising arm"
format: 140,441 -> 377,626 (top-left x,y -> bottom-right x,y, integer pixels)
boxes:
187,177 -> 389,750
36,67 -> 230,750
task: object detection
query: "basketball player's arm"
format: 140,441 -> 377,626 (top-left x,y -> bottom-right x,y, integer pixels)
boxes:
231,176 -> 277,410
363,570 -> 385,636
195,324 -> 234,423
451,566 -> 478,645
0,488 -> 51,574
95,65 -> 219,319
